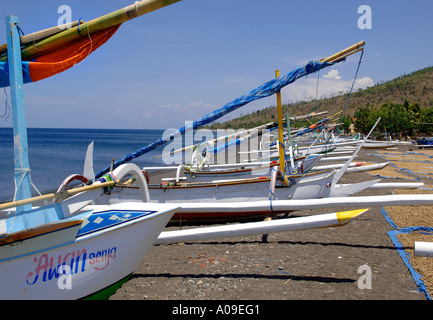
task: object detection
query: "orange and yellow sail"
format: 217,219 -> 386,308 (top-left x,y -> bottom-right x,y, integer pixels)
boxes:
0,24 -> 120,87
0,0 -> 180,87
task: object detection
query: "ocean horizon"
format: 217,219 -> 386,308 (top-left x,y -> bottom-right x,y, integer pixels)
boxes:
0,127 -> 168,201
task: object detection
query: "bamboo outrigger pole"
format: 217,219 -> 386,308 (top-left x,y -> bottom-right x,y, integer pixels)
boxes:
319,40 -> 365,63
0,0 -> 181,62
0,180 -> 115,212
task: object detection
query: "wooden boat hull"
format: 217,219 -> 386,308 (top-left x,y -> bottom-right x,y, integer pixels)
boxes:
169,208 -> 279,224
0,202 -> 178,299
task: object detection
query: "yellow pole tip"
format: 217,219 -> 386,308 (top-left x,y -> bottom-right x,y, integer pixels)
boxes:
336,209 -> 368,224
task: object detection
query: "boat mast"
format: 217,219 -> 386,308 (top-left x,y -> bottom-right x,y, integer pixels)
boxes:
6,16 -> 32,210
275,69 -> 290,186
274,41 -> 365,185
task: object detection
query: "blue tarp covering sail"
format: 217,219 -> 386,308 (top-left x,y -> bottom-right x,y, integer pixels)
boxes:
95,59 -> 340,178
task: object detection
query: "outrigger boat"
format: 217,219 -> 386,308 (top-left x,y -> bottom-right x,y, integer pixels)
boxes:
416,136 -> 433,148
92,117 -> 416,226
0,168 -> 179,300
0,0 -> 185,299
141,110 -> 382,191
162,142 -> 388,184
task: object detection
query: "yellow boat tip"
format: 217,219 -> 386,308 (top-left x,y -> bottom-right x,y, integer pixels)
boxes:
337,209 -> 369,224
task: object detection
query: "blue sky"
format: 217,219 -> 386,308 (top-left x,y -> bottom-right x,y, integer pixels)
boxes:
0,0 -> 432,129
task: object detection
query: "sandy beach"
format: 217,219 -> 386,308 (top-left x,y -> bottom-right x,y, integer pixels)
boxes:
109,142 -> 433,301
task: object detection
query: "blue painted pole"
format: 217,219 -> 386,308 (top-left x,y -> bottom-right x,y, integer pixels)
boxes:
6,16 -> 32,211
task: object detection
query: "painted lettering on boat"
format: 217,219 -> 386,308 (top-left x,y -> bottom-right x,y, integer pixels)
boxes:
26,247 -> 117,285
88,247 -> 117,270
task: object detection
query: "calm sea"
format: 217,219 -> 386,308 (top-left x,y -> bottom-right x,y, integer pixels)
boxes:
0,127 -> 166,201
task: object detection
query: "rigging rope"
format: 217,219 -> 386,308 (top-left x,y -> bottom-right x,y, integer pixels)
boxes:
338,49 -> 364,124
314,70 -> 320,111
1,85 -> 11,121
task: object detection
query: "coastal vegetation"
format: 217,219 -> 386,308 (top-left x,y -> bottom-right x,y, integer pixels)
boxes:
210,66 -> 433,138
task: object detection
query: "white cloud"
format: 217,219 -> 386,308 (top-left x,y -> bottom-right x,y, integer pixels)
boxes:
354,76 -> 375,90
323,69 -> 342,80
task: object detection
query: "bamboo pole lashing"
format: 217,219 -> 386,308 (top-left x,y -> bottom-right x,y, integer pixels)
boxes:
319,40 -> 365,63
0,20 -> 83,55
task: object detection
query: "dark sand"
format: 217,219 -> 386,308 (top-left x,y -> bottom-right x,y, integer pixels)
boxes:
110,143 -> 432,301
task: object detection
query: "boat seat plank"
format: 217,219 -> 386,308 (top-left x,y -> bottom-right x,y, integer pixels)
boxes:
0,219 -> 83,246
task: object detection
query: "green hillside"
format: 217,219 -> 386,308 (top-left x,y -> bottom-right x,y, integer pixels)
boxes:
210,66 -> 433,133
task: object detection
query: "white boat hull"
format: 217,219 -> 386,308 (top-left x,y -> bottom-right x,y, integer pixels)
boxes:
108,170 -> 335,205
0,202 -> 178,300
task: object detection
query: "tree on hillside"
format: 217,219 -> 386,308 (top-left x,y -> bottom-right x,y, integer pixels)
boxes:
339,115 -> 352,133
353,106 -> 371,133
419,107 -> 433,135
378,103 -> 411,137
352,101 -> 433,137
